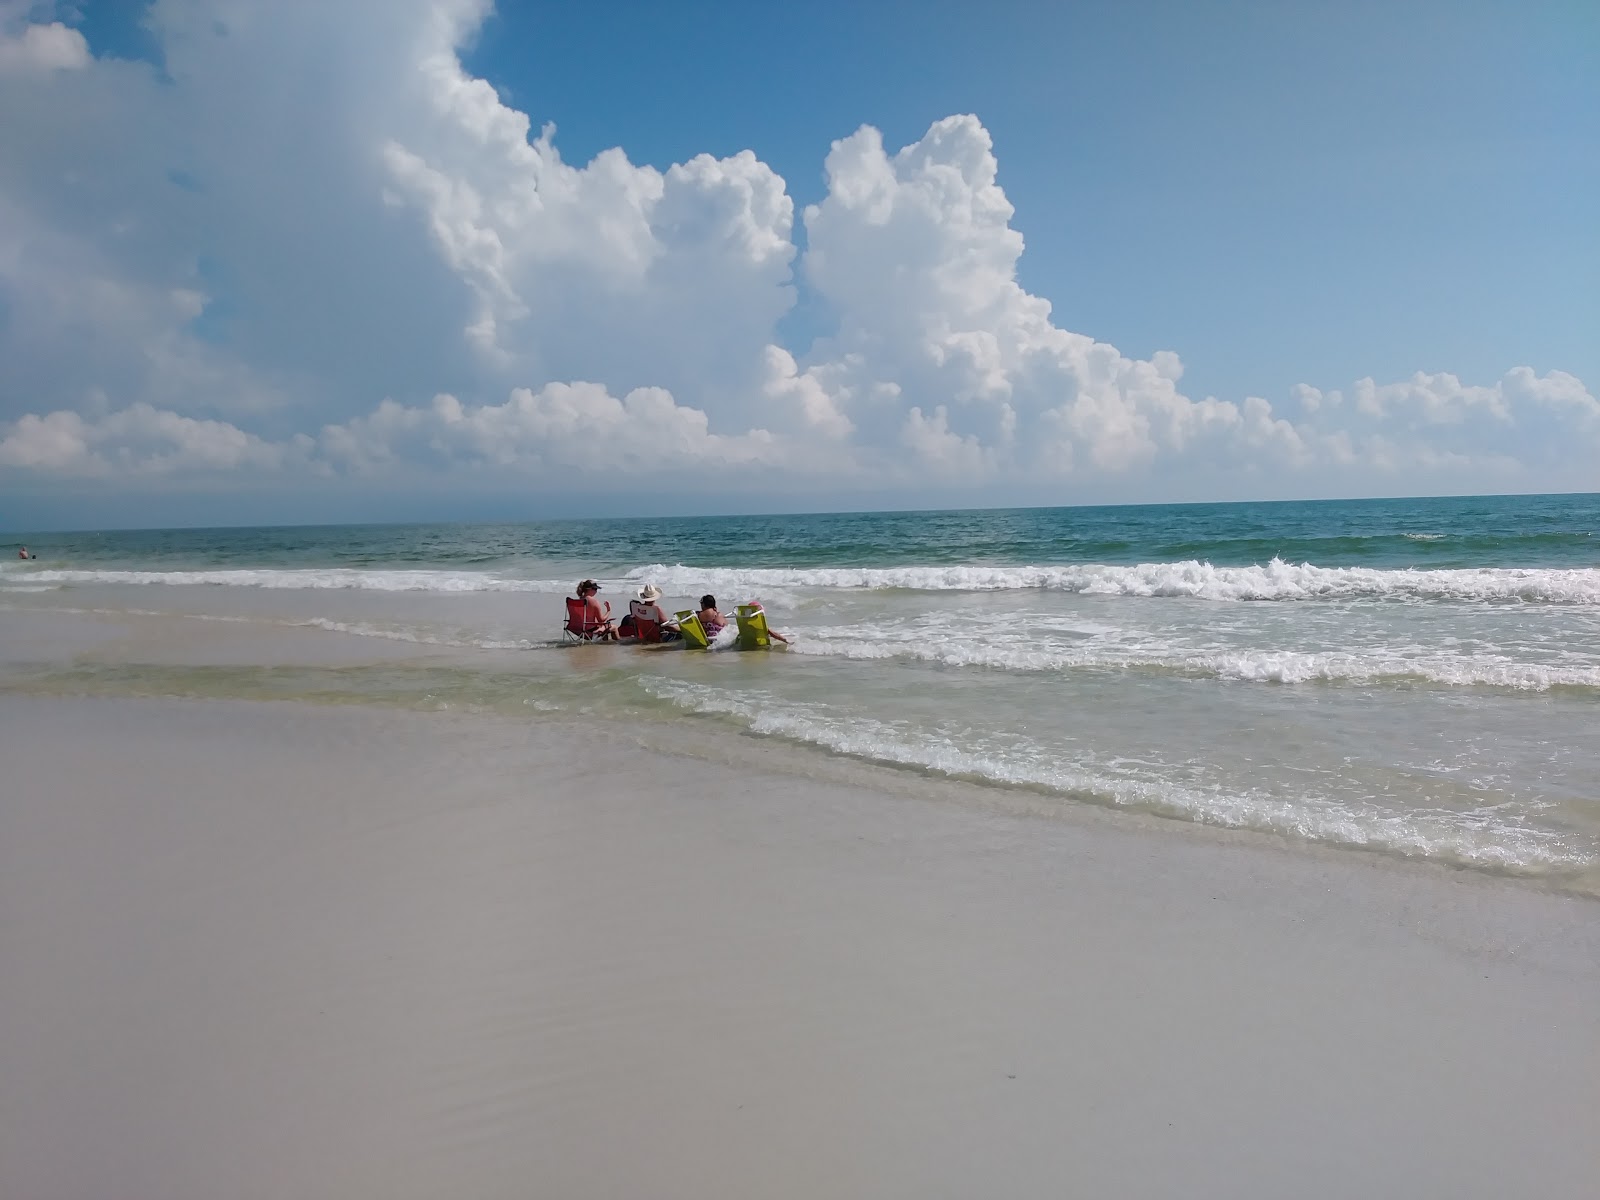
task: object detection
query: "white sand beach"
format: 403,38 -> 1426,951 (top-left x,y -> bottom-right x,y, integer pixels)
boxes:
1,680 -> 1596,1199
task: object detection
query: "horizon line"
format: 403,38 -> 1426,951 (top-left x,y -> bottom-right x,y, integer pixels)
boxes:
4,488 -> 1596,538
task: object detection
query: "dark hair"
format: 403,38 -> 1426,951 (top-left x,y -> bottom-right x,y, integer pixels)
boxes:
700,594 -> 716,611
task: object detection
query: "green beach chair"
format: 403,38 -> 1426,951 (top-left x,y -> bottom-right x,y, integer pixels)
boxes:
675,610 -> 710,650
735,604 -> 771,650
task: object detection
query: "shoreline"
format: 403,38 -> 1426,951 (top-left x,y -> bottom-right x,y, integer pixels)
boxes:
2,692 -> 1596,1198
3,598 -> 1598,899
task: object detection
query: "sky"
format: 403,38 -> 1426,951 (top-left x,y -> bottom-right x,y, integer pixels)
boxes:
0,0 -> 1595,530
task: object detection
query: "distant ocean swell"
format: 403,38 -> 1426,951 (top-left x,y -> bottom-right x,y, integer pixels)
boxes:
641,679 -> 1592,875
1,567 -> 574,593
8,560 -> 1600,604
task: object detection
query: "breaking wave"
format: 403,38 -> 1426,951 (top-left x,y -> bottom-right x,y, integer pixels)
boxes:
11,559 -> 1600,605
631,560 -> 1600,604
791,632 -> 1600,692
641,679 -> 1594,875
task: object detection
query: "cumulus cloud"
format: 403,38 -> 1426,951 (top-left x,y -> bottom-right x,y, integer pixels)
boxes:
757,347 -> 856,442
1,381 -> 790,484
1290,368 -> 1599,447
380,23 -> 798,409
0,0 -> 1594,513
317,383 -> 783,478
0,6 -> 88,73
794,116 -> 1373,484
0,402 -> 294,476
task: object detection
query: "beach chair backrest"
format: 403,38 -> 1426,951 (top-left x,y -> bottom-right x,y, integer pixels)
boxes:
628,599 -> 663,644
564,596 -> 587,633
676,610 -> 709,649
565,596 -> 604,638
735,604 -> 770,650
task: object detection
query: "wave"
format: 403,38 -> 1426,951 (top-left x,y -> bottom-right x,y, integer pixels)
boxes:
790,632 -> 1600,692
642,679 -> 1594,875
631,560 -> 1600,604
11,557 -> 1600,605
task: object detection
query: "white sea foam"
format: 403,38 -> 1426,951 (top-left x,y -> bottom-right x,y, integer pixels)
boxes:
641,679 -> 1593,874
631,560 -> 1600,604
792,630 -> 1600,691
17,559 -> 1600,604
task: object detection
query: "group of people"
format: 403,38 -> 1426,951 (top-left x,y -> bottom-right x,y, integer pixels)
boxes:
565,580 -> 787,644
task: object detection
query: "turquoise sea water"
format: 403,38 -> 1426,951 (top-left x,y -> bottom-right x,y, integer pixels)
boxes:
12,492 -> 1600,574
5,493 -> 1599,889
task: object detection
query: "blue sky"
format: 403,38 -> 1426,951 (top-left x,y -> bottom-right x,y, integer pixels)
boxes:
1,0 -> 1595,528
467,0 -> 1598,398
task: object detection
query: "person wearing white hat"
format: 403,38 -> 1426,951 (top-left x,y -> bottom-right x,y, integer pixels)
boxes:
628,583 -> 679,641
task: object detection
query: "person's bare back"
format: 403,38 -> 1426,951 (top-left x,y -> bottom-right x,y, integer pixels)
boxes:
697,595 -> 726,635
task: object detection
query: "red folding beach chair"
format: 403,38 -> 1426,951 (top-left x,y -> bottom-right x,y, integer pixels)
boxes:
563,596 -> 612,642
628,598 -> 665,644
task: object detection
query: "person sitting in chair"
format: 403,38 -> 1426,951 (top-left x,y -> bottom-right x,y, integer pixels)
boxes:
629,584 -> 680,642
697,594 -> 792,643
743,600 -> 789,644
565,579 -> 618,641
697,594 -> 728,637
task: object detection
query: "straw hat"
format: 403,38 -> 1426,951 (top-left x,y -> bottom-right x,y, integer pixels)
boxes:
638,583 -> 663,602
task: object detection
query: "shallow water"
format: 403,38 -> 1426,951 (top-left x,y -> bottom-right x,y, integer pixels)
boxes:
5,492 -> 1599,889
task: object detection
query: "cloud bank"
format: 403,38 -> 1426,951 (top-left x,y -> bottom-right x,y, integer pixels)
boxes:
1,0 -> 1594,517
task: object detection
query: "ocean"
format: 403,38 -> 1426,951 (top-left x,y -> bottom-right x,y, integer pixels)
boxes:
5,492 -> 1599,891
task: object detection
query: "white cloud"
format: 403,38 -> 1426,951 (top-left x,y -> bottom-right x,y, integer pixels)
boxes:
901,405 -> 1000,478
0,18 -> 88,73
1502,367 -> 1600,420
380,23 -> 798,408
0,0 -> 1594,511
758,347 -> 856,441
0,402 -> 292,476
1350,372 -> 1512,424
1293,368 -> 1599,448
794,116 -> 1343,482
317,383 -> 783,478
3,381 -> 787,484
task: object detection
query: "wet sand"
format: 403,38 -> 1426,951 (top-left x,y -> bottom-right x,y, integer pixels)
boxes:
1,692 -> 1596,1199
